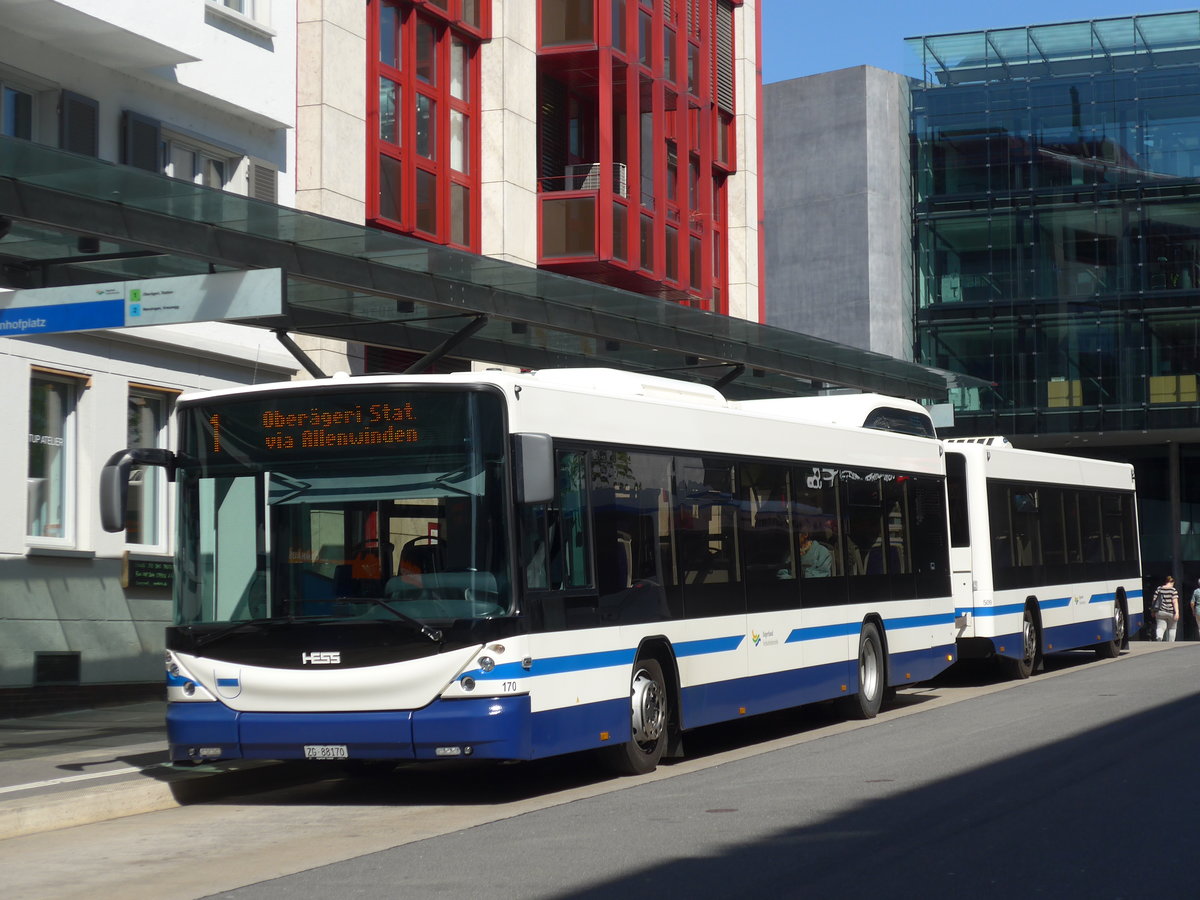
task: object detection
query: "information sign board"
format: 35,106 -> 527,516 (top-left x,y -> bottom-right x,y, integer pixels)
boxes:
0,269 -> 283,337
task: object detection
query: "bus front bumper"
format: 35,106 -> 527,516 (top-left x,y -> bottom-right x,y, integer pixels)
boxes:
166,695 -> 533,763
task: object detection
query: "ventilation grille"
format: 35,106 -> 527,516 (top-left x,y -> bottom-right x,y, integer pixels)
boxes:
714,1 -> 735,113
249,162 -> 277,203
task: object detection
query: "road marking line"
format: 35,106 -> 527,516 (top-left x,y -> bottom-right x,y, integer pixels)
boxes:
0,766 -> 144,795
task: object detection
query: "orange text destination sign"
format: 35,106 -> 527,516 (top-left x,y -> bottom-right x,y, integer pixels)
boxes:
183,389 -> 499,465
217,402 -> 420,452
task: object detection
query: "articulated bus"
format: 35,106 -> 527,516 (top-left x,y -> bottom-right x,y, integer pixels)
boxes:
101,368 -> 960,773
943,438 -> 1142,678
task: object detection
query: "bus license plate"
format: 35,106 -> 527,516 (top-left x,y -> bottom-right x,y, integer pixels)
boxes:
304,744 -> 348,760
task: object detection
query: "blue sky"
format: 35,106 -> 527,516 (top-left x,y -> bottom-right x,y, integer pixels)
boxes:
762,2 -> 1189,82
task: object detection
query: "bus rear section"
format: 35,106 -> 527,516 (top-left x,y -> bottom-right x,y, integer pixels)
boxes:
945,439 -> 1142,678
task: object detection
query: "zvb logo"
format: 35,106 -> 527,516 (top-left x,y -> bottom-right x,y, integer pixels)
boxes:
301,651 -> 341,665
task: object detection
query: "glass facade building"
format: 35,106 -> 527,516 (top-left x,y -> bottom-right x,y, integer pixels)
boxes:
909,13 -> 1200,590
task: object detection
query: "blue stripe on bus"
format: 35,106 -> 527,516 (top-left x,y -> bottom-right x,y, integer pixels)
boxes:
957,602 -> 1027,618
471,648 -> 638,681
675,635 -> 745,656
959,589 -> 1141,618
785,623 -> 860,643
216,678 -> 240,688
786,614 -> 955,645
469,637 -> 744,681
884,613 -> 956,630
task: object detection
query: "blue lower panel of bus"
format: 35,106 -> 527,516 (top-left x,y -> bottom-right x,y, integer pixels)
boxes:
889,644 -> 957,685
987,616 -> 1121,661
169,696 -> 545,762
679,644 -> 955,730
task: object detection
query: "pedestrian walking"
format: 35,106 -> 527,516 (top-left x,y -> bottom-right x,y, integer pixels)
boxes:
1191,581 -> 1200,640
1153,575 -> 1180,642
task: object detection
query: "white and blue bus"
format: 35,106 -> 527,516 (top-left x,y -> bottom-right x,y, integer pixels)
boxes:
944,438 -> 1142,678
100,368 -> 961,773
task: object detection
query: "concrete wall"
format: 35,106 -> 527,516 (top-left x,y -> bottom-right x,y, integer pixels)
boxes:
764,66 -> 912,360
726,0 -> 763,323
479,1 -> 539,267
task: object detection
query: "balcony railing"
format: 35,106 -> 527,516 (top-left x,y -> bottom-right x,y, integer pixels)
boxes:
540,163 -> 628,198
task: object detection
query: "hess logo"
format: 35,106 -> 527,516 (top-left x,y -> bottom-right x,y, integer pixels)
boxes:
301,651 -> 341,665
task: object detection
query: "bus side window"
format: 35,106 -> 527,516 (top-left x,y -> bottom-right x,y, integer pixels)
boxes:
556,450 -> 591,589
591,450 -> 674,623
521,450 -> 593,592
908,475 -> 950,598
945,453 -> 970,548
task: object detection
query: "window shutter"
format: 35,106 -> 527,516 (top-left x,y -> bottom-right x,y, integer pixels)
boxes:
714,1 -> 735,114
121,111 -> 162,172
60,91 -> 99,157
248,161 -> 277,203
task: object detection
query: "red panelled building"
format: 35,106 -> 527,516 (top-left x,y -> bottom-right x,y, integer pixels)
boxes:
365,0 -> 762,317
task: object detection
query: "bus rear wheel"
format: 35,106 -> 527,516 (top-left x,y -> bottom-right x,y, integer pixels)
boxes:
599,657 -> 669,776
1095,602 -> 1125,659
1005,607 -> 1039,679
845,622 -> 885,720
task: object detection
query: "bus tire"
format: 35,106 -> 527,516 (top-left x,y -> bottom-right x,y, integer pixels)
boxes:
599,657 -> 669,776
1095,601 -> 1126,660
1005,606 -> 1039,679
846,622 -> 885,720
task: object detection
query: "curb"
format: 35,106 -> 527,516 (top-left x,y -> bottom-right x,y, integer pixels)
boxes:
0,760 -> 316,841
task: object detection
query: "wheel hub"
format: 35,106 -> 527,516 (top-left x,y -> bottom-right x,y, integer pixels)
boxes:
630,668 -> 665,745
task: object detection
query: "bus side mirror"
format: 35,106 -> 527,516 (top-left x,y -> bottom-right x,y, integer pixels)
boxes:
514,433 -> 554,505
100,448 -> 177,533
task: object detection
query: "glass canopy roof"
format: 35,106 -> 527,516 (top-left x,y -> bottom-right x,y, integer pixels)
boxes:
907,11 -> 1200,85
0,136 -> 962,401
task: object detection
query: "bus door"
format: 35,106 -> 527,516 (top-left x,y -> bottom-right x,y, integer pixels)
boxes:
945,451 -> 975,637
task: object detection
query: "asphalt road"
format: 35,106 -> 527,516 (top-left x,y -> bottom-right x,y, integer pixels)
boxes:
5,644 -> 1194,900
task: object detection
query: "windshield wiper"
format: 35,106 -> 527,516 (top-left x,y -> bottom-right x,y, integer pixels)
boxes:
340,596 -> 444,643
188,615 -> 318,650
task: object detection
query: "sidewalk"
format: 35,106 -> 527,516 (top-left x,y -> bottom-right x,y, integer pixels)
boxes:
0,700 -> 310,841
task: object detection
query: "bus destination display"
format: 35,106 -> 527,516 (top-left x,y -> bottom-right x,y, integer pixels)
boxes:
183,389 -> 502,465
212,401 -> 420,454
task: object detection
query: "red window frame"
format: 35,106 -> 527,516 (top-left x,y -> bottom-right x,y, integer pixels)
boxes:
533,0 -> 737,309
368,0 -> 486,251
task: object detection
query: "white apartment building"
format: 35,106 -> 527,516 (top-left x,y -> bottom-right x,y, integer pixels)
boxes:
0,0 -> 303,704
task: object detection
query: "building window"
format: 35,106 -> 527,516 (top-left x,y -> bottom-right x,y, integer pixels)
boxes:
2,82 -> 34,140
27,374 -> 78,543
205,0 -> 271,28
127,390 -> 171,548
369,0 -> 484,251
166,137 -> 232,189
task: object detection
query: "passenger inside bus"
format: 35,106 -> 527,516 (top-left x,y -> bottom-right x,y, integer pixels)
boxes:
797,528 -> 832,577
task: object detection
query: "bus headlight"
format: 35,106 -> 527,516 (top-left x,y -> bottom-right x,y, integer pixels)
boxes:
477,656 -> 495,673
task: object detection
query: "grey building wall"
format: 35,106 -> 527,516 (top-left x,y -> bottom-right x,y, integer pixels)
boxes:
764,66 -> 912,361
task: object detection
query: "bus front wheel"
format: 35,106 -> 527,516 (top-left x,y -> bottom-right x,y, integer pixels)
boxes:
600,657 -> 669,776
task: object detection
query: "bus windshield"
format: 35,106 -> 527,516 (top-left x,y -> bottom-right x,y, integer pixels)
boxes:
174,388 -> 511,627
